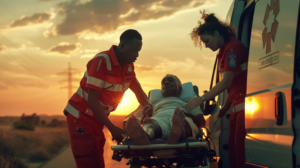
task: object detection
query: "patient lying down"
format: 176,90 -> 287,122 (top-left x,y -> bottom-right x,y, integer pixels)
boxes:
125,74 -> 204,145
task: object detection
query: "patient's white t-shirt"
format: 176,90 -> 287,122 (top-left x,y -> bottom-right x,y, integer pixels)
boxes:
150,97 -> 203,139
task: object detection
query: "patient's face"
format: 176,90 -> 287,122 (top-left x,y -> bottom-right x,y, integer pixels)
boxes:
161,76 -> 179,97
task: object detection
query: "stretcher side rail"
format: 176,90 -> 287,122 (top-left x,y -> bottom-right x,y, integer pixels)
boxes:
111,141 -> 207,151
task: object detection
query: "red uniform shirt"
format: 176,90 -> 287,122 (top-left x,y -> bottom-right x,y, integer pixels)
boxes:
217,36 -> 248,105
65,45 -> 140,118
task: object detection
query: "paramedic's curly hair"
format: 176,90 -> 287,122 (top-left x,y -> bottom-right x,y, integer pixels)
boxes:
190,10 -> 236,49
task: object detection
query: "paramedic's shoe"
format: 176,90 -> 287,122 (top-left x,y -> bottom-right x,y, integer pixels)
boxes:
126,115 -> 150,145
167,107 -> 186,144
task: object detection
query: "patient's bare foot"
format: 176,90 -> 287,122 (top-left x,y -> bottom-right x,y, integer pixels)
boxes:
126,115 -> 150,145
167,107 -> 186,144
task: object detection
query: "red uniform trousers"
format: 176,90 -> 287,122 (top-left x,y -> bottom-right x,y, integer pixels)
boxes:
228,101 -> 246,168
66,112 -> 106,168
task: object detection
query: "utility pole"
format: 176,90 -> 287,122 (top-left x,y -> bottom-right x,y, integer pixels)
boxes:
68,62 -> 72,99
57,62 -> 81,100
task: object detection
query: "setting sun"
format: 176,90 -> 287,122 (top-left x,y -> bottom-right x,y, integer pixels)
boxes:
0,0 -> 233,118
120,97 -> 129,105
245,97 -> 260,116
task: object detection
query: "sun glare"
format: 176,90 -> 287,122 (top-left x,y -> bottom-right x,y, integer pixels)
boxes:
120,97 -> 129,105
245,97 -> 259,116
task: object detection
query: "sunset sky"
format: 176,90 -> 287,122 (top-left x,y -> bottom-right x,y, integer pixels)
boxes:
0,0 -> 233,116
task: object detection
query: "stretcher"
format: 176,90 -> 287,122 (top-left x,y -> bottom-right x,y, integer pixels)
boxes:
111,82 -> 217,168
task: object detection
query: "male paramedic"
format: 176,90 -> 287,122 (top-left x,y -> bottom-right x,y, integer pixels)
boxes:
126,74 -> 205,145
63,29 -> 149,168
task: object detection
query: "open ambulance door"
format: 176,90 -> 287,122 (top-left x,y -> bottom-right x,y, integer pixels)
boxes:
243,0 -> 299,167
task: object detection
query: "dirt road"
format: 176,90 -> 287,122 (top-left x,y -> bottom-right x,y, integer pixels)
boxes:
40,127 -> 129,168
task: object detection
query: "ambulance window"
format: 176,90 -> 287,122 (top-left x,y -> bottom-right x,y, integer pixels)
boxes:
209,59 -> 219,101
212,61 -> 219,88
225,1 -> 234,24
238,2 -> 255,49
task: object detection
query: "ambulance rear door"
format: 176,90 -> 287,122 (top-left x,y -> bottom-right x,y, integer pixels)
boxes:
245,0 -> 299,167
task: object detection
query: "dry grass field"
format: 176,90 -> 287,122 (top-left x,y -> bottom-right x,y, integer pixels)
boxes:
0,125 -> 69,168
0,114 -> 127,168
0,115 -> 69,168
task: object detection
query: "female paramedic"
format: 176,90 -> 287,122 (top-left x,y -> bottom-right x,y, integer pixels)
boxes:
185,11 -> 248,168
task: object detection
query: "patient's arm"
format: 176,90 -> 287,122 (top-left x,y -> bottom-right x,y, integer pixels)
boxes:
143,104 -> 153,117
184,113 -> 205,128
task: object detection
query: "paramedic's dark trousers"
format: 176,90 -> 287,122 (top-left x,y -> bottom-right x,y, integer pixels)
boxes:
228,109 -> 246,168
65,110 -> 106,168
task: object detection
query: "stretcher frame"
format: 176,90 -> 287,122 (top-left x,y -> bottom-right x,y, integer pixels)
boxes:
112,135 -> 216,168
111,85 -> 217,168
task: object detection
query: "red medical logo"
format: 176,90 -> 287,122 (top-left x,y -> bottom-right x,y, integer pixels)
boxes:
262,0 -> 280,54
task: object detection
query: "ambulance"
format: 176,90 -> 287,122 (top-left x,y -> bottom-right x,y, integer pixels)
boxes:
203,0 -> 300,167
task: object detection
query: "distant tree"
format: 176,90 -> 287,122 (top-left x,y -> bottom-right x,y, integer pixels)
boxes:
52,118 -> 58,123
41,120 -> 46,126
13,120 -> 35,131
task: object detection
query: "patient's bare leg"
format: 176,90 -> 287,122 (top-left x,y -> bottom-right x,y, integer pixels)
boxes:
167,107 -> 186,144
126,115 -> 150,145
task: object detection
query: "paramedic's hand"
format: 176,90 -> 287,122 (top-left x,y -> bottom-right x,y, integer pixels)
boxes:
111,126 -> 126,142
218,107 -> 228,118
143,104 -> 153,117
185,97 -> 203,110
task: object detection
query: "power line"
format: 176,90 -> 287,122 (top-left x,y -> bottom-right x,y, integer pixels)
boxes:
2,47 -> 44,79
0,1 -> 18,18
0,1 -> 51,66
57,62 -> 82,100
0,34 -> 49,66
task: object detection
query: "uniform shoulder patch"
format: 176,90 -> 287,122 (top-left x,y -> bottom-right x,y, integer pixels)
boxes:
228,49 -> 236,68
128,66 -> 132,72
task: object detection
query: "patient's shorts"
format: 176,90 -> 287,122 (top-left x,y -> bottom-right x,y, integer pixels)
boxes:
151,108 -> 199,139
151,108 -> 174,140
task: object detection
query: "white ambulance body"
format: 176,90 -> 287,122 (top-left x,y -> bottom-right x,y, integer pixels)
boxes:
204,0 -> 300,167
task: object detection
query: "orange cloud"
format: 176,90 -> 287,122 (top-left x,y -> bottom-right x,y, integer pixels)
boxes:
0,80 -> 49,89
45,0 -> 206,36
0,83 -> 8,90
9,12 -> 51,27
135,64 -> 153,72
0,45 -> 5,53
48,42 -> 81,54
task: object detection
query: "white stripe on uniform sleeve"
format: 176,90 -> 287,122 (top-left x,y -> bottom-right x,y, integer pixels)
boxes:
122,83 -> 131,91
87,76 -> 106,88
94,53 -> 111,71
76,87 -> 88,101
65,103 -> 80,118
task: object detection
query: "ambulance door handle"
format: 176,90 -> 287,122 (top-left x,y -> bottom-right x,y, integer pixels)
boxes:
275,92 -> 284,125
